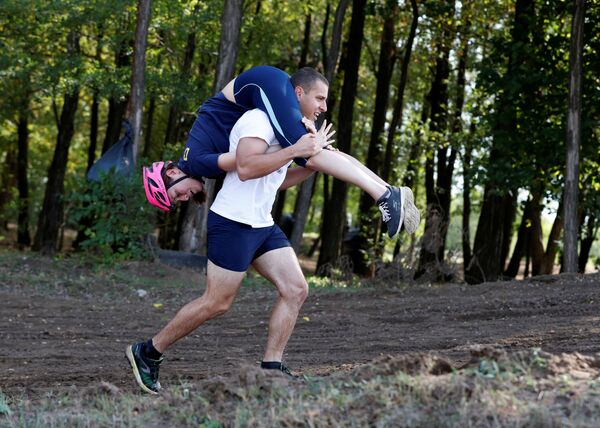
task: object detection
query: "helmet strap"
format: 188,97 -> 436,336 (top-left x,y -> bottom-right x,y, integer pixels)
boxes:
166,174 -> 189,190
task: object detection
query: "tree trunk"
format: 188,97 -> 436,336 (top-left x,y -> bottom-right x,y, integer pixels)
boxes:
102,39 -> 130,154
33,32 -> 80,255
143,95 -> 156,159
164,30 -> 197,147
540,204 -> 563,274
317,0 -> 366,274
273,189 -> 287,225
563,0 -> 585,272
465,187 -> 516,284
416,0 -> 456,280
355,0 -> 398,276
465,0 -> 533,284
87,91 -> 99,171
179,0 -> 243,254
17,108 -> 30,247
127,0 -> 152,164
578,214 -> 595,273
462,123 -> 475,273
0,148 -> 17,231
290,0 -> 350,255
504,199 -> 534,278
299,12 -> 311,67
382,0 -> 418,183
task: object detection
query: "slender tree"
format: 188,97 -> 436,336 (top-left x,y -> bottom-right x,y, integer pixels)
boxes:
16,106 -> 30,247
33,31 -> 81,255
179,0 -> 244,254
289,0 -> 350,254
317,0 -> 367,274
416,0 -> 457,280
127,0 -> 152,163
355,0 -> 399,276
465,0 -> 534,284
563,0 -> 585,272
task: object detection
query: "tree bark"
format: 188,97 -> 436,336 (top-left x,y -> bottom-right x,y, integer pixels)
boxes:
382,0 -> 418,184
164,28 -> 197,147
179,0 -> 244,254
355,0 -> 398,276
416,0 -> 456,280
17,108 -> 30,247
317,0 -> 366,274
578,214 -> 596,273
461,123 -> 475,273
290,0 -> 350,255
127,0 -> 152,164
299,12 -> 311,67
563,0 -> 585,272
33,32 -> 80,255
540,205 -> 563,274
465,0 -> 534,283
102,40 -> 130,154
143,95 -> 156,159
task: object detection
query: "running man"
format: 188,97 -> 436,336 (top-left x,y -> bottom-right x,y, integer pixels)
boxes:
128,95 -> 334,394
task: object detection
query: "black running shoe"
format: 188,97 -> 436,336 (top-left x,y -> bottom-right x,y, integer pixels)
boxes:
126,343 -> 163,394
261,361 -> 299,378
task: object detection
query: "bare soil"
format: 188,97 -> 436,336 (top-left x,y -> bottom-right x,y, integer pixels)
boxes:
2,253 -> 600,399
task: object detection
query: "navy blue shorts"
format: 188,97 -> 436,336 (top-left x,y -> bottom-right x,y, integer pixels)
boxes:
178,66 -> 308,179
207,211 -> 291,272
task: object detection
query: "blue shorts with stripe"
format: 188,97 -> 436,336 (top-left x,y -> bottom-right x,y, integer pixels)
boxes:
178,65 -> 308,179
207,211 -> 291,272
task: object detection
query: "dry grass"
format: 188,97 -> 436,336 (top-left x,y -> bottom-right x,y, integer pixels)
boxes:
3,347 -> 600,427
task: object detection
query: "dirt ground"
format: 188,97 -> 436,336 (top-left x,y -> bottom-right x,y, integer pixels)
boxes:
2,253 -> 600,399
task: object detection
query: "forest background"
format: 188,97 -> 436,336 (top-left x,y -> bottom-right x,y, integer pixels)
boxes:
0,0 -> 598,284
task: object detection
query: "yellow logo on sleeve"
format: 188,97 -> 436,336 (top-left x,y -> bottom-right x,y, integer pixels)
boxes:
183,147 -> 190,161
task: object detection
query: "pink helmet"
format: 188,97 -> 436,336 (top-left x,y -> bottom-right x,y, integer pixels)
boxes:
143,161 -> 204,211
142,161 -> 176,212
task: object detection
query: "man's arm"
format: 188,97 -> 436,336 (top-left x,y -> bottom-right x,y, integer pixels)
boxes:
279,167 -> 315,190
236,134 -> 321,181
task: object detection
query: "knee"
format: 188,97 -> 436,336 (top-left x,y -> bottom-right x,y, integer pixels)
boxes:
203,294 -> 235,318
281,279 -> 309,305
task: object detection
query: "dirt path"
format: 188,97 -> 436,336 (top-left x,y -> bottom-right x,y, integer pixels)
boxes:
2,256 -> 600,398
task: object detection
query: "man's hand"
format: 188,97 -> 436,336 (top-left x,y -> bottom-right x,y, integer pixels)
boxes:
294,119 -> 336,158
315,119 -> 335,149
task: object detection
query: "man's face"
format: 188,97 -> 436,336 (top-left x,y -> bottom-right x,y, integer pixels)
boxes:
297,80 -> 328,121
165,168 -> 204,204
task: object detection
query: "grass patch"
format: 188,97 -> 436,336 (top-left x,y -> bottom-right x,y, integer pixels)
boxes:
3,349 -> 600,427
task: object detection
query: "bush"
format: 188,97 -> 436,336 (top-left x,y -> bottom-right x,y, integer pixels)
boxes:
69,171 -> 156,261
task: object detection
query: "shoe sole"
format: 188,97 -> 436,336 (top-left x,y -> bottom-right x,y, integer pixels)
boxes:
401,187 -> 420,234
125,345 -> 159,395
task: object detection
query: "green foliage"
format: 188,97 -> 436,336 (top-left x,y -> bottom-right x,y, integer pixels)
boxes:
69,171 -> 155,261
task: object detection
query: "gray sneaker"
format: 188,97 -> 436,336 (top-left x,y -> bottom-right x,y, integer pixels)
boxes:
377,186 -> 420,237
400,187 -> 420,234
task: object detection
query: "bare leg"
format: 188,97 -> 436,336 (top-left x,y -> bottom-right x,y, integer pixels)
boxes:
152,261 -> 245,353
252,247 -> 308,362
306,149 -> 388,201
228,145 -> 389,200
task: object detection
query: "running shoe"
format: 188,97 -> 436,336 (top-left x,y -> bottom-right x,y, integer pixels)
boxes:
261,361 -> 299,378
377,186 -> 420,237
126,343 -> 163,394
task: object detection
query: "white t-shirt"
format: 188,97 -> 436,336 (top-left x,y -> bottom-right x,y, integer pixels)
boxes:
210,109 -> 292,227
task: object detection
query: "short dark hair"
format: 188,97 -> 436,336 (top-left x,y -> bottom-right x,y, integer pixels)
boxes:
290,67 -> 329,92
